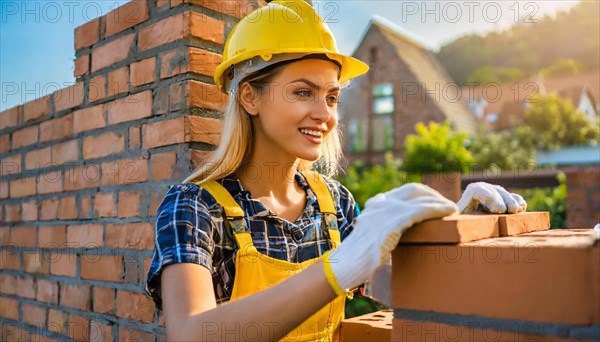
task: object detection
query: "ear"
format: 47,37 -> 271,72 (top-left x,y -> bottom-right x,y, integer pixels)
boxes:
239,82 -> 259,116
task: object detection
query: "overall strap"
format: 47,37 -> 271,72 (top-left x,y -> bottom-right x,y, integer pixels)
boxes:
299,170 -> 341,247
196,180 -> 247,234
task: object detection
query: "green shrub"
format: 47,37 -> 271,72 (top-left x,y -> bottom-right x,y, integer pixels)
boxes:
513,172 -> 567,228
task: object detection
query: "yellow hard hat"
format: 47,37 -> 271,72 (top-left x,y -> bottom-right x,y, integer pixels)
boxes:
214,0 -> 369,93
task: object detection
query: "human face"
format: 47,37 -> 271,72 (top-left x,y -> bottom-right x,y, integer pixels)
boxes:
250,59 -> 340,163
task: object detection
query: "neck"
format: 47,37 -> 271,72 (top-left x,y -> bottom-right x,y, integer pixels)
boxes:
237,155 -> 302,201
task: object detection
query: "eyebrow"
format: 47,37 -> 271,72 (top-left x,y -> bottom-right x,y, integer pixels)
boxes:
290,78 -> 340,92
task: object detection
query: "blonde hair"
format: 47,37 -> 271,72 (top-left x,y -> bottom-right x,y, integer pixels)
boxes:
183,63 -> 344,184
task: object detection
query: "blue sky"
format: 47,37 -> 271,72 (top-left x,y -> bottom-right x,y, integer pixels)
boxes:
0,0 -> 580,111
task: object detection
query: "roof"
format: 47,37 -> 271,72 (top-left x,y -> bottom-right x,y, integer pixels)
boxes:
367,18 -> 477,134
537,145 -> 600,166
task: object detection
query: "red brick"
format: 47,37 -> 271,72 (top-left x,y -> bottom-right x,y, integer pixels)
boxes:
129,126 -> 141,149
143,257 -> 152,279
40,197 -> 59,220
95,192 -> 116,218
107,91 -> 153,125
171,0 -> 184,6
74,54 -> 90,77
11,226 -> 36,248
10,176 -> 36,198
83,131 -> 125,159
0,105 -> 20,129
60,284 -> 91,310
74,104 -> 105,133
149,190 -> 165,217
93,286 -> 116,314
68,315 -> 90,341
117,191 -> 142,218
0,249 -> 20,270
40,114 -> 73,143
11,124 -> 38,149
51,139 -> 78,164
0,297 -> 19,320
189,149 -> 210,168
189,47 -> 222,77
1,154 -> 21,176
49,253 -> 77,277
391,318 -> 576,342
185,0 -> 259,18
421,172 -> 462,202
4,203 -> 20,222
399,214 -> 499,244
23,95 -> 51,122
80,195 -> 92,218
106,223 -> 154,250
159,48 -> 185,79
116,290 -> 155,322
187,115 -> 223,145
64,164 -> 101,191
54,83 -> 84,113
89,74 -> 107,102
67,224 -> 103,247
108,66 -> 129,97
75,18 -> 100,50
0,274 -> 17,295
392,229 -> 600,325
2,325 -> 28,341
0,226 -> 8,246
169,82 -> 184,112
139,12 -> 223,51
58,196 -> 77,220
21,200 -> 38,221
25,146 -> 51,170
37,171 -> 63,195
39,225 -> 66,248
0,135 -> 9,154
498,211 -> 550,236
187,80 -> 228,111
100,157 -> 148,186
118,327 -> 156,342
82,255 -> 123,282
104,1 -> 149,37
37,279 -> 59,304
47,309 -> 67,334
147,118 -> 185,150
156,0 -> 171,11
17,276 -> 36,299
22,303 -> 47,327
340,310 -> 392,342
92,33 -> 134,72
0,181 -> 7,199
90,321 -> 113,342
151,152 -> 177,180
24,250 -> 47,274
131,57 -> 156,87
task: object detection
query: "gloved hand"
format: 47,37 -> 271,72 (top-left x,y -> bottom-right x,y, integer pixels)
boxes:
324,183 -> 458,296
457,182 -> 527,214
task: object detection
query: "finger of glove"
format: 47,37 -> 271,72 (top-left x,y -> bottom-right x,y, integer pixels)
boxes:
364,192 -> 387,209
472,184 -> 507,213
385,183 -> 448,202
511,192 -> 527,213
493,185 -> 521,213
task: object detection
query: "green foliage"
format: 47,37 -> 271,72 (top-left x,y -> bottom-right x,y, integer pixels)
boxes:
514,173 -> 567,228
337,153 -> 417,208
469,126 -> 537,171
540,58 -> 581,77
403,122 -> 474,174
467,66 -> 527,84
437,2 -> 600,84
524,93 -> 599,150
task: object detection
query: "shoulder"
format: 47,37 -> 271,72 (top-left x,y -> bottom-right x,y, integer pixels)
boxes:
156,182 -> 224,221
319,175 -> 356,208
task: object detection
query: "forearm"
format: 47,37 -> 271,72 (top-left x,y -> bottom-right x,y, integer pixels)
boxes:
173,261 -> 337,341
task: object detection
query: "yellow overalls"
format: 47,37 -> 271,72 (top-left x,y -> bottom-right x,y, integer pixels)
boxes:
195,170 -> 345,341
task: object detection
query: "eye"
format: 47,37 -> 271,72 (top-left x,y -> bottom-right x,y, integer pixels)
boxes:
326,94 -> 340,105
295,89 -> 312,98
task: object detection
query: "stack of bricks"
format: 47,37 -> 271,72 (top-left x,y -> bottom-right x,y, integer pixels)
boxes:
0,1 -> 263,340
338,212 -> 600,341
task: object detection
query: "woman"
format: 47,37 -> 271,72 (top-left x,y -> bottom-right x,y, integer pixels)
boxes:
145,1 -> 526,340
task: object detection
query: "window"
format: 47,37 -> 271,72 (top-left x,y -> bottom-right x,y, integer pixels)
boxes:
371,83 -> 394,151
348,118 -> 367,153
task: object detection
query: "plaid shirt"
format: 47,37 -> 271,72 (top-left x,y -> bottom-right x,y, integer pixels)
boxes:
145,171 -> 360,310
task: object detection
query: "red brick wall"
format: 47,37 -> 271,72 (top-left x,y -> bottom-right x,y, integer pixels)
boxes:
0,1 -> 262,340
564,165 -> 600,228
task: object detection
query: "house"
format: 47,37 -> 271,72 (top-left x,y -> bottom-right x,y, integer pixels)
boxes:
465,69 -> 599,131
339,17 -> 476,166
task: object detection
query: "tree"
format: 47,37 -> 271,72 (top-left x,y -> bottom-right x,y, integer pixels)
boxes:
467,66 -> 527,84
524,93 -> 599,149
403,122 -> 474,174
469,126 -> 537,171
540,58 -> 580,77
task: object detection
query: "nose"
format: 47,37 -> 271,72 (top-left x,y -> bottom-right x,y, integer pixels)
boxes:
310,97 -> 337,125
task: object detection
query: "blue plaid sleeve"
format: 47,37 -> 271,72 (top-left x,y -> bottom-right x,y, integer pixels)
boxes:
145,183 -> 216,309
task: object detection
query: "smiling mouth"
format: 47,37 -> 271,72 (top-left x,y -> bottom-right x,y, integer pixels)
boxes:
299,128 -> 323,138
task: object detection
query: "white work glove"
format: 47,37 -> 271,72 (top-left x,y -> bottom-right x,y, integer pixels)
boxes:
324,183 -> 458,295
457,182 -> 527,214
